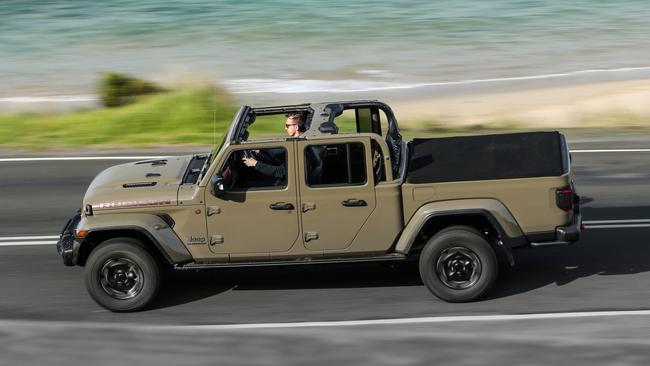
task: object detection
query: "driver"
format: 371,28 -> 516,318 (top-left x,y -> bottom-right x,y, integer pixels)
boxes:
242,112 -> 323,185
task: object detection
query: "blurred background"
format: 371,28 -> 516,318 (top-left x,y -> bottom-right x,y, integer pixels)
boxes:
2,0 -> 650,148
2,2 -> 650,365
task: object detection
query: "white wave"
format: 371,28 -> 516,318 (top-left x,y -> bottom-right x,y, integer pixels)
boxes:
355,69 -> 398,78
4,66 -> 650,102
0,95 -> 98,103
222,78 -> 425,94
224,65 -> 650,94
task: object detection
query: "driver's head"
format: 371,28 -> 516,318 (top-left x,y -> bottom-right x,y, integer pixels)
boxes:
285,112 -> 306,137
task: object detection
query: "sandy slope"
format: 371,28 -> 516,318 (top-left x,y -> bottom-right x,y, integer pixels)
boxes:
391,79 -> 650,129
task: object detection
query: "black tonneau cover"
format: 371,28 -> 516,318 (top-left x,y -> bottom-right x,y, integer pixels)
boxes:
406,132 -> 566,184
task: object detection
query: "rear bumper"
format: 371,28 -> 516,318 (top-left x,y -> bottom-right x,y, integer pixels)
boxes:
530,210 -> 582,247
56,212 -> 82,266
557,211 -> 582,242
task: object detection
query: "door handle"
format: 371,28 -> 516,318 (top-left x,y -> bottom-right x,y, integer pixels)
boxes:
342,199 -> 367,207
207,206 -> 221,216
302,202 -> 316,213
209,235 -> 224,246
270,202 -> 295,210
304,232 -> 319,242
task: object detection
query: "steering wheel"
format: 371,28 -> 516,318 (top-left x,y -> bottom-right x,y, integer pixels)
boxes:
242,150 -> 254,159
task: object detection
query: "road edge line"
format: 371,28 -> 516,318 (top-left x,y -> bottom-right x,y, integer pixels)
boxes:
2,310 -> 650,331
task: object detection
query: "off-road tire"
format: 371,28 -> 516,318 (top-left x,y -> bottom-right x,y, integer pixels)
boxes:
85,237 -> 161,312
419,226 -> 497,302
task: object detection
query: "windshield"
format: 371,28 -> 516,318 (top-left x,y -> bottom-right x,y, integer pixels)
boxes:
196,133 -> 228,183
208,133 -> 228,165
199,106 -> 248,182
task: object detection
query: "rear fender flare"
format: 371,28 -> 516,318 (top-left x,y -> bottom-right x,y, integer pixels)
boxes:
395,199 -> 526,259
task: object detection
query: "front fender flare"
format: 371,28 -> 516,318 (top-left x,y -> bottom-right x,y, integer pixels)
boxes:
77,213 -> 192,265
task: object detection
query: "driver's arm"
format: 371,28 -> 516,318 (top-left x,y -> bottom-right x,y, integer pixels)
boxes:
252,160 -> 286,178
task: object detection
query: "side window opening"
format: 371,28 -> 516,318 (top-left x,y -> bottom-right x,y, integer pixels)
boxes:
242,110 -> 312,141
245,114 -> 288,140
371,140 -> 386,184
334,110 -> 357,134
306,142 -> 366,187
332,106 -> 401,180
333,108 -> 389,137
219,147 -> 287,191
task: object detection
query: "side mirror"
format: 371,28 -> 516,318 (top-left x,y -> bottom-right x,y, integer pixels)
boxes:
211,174 -> 225,197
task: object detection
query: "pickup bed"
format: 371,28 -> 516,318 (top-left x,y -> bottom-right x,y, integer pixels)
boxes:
57,100 -> 581,311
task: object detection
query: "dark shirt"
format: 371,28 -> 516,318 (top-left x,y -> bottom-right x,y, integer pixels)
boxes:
251,148 -> 286,186
250,146 -> 324,186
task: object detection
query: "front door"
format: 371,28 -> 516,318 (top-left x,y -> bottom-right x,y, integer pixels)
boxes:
204,141 -> 300,259
297,138 -> 376,252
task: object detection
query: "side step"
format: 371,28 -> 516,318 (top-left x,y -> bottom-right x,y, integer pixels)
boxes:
175,253 -> 407,270
529,241 -> 572,247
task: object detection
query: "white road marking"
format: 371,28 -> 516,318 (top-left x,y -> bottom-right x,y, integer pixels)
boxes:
0,235 -> 59,246
0,149 -> 648,163
570,149 -> 650,153
0,235 -> 59,240
0,219 -> 650,246
0,241 -> 57,246
584,219 -> 650,224
3,218 -> 650,246
583,219 -> 650,229
585,224 -> 650,229
0,156 -> 167,162
2,310 -> 650,331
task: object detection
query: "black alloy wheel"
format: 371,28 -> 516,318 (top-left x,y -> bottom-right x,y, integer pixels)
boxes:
419,226 -> 497,302
85,238 -> 161,312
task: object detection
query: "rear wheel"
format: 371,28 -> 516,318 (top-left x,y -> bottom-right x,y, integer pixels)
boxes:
85,238 -> 160,312
419,226 -> 497,302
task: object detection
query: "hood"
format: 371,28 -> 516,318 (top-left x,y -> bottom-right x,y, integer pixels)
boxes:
84,156 -> 194,212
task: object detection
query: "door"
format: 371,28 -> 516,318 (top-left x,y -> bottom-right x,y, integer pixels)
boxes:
204,141 -> 300,258
297,138 -> 376,251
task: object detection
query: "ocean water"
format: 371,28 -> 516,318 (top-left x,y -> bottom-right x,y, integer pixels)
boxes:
1,0 -> 650,100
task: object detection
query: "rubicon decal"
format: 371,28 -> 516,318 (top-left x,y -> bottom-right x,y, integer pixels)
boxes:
96,200 -> 172,209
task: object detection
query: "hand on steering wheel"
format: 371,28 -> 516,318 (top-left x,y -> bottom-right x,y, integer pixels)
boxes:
242,157 -> 258,167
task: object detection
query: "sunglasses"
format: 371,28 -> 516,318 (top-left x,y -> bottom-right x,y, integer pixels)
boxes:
285,124 -> 298,128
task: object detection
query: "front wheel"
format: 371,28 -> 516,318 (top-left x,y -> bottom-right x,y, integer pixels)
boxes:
419,226 -> 498,302
85,238 -> 161,312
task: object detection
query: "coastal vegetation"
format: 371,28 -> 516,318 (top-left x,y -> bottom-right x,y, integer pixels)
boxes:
1,73 -> 648,149
0,81 -> 241,148
99,72 -> 166,108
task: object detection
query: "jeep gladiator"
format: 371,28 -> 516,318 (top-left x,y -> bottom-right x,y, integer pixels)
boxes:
57,100 -> 581,311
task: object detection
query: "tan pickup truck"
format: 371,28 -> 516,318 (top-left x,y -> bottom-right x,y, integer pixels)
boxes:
57,100 -> 582,312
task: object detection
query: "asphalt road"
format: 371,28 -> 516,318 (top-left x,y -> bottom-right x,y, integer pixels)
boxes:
2,135 -> 650,365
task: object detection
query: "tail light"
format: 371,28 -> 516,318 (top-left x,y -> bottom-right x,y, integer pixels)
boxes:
555,186 -> 574,211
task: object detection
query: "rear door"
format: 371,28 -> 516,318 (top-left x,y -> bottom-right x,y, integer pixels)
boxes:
296,137 -> 376,252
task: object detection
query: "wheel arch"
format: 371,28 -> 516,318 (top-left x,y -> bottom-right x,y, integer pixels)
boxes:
80,228 -> 165,266
394,199 -> 528,264
75,213 -> 193,267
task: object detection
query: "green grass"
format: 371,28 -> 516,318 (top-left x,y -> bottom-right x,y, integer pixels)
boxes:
0,87 -> 240,149
0,87 -> 361,149
2,88 -> 649,149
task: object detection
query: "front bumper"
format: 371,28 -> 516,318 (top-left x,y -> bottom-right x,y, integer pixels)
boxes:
56,212 -> 82,266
